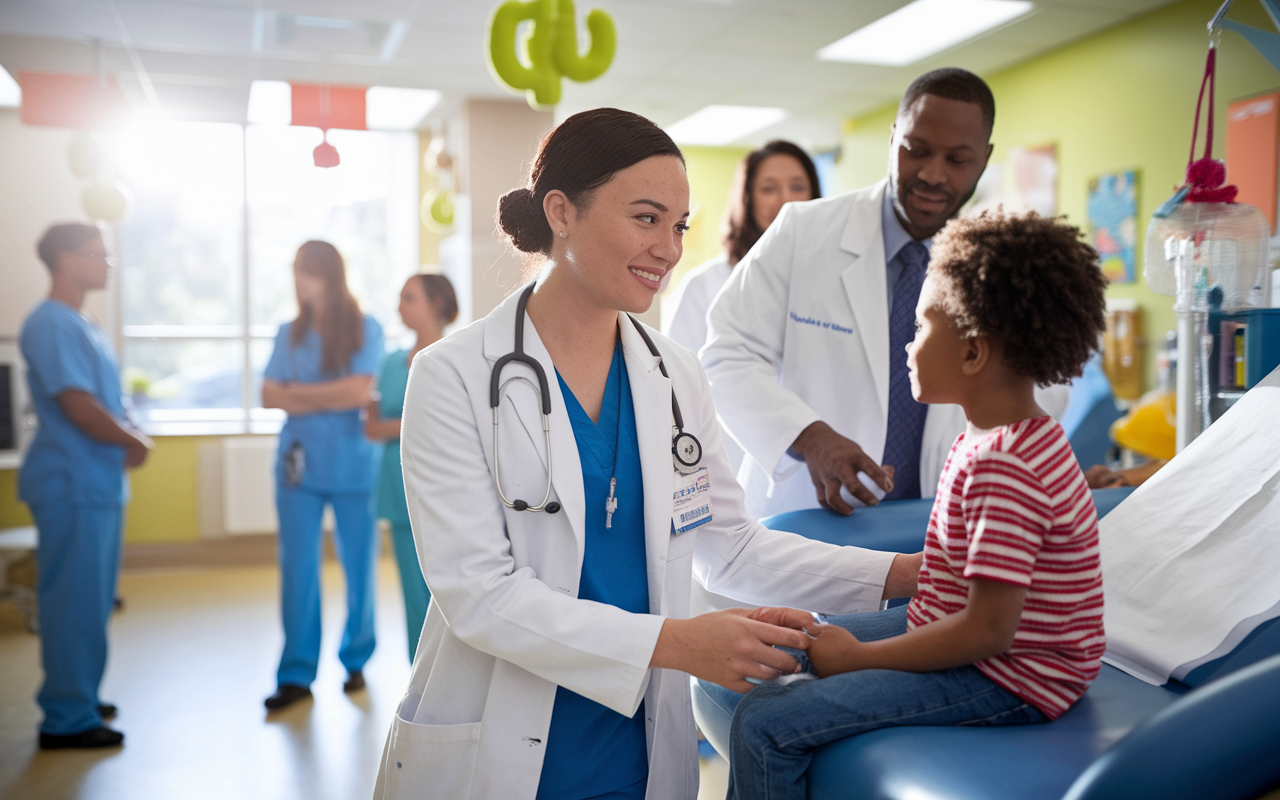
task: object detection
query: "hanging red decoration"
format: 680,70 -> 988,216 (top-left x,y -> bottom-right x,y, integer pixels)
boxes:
313,132 -> 340,168
18,71 -> 130,128
290,83 -> 366,131
289,82 -> 364,169
1184,45 -> 1239,204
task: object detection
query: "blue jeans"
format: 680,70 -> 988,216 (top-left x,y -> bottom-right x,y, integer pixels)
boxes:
723,605 -> 1046,800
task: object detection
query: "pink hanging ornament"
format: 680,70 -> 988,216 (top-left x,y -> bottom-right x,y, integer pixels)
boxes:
1184,45 -> 1238,204
313,130 -> 340,168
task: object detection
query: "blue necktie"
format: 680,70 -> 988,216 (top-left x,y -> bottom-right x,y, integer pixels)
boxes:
882,241 -> 929,501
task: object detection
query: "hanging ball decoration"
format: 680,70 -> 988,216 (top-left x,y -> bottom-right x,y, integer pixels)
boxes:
68,131 -> 106,179
420,189 -> 455,233
313,133 -> 340,169
423,136 -> 446,175
82,179 -> 132,222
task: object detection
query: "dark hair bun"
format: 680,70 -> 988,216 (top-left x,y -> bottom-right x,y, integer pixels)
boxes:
497,187 -> 551,254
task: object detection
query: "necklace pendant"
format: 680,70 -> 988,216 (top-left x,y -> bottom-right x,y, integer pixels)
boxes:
605,477 -> 618,529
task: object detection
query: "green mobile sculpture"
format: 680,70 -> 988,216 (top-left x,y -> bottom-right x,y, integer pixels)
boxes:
486,0 -> 616,109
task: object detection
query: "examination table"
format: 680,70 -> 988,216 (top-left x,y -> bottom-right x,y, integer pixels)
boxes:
693,488 -> 1280,800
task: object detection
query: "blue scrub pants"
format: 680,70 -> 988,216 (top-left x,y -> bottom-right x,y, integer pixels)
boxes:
275,487 -> 378,687
388,521 -> 430,662
30,502 -> 122,735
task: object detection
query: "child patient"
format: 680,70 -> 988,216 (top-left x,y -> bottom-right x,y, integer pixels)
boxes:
726,211 -> 1110,800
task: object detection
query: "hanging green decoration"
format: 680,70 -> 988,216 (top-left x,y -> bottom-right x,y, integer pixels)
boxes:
486,0 -> 616,109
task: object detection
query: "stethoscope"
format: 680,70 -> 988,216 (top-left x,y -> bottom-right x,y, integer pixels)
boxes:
490,284 -> 703,514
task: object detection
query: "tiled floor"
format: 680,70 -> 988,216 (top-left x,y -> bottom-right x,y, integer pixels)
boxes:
0,556 -> 728,800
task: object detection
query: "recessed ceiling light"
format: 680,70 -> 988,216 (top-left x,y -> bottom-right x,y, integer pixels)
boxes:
366,86 -> 442,130
666,105 -> 787,146
0,66 -> 20,108
818,0 -> 1033,67
247,79 -> 290,125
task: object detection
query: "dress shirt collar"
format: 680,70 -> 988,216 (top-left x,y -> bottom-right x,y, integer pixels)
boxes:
881,187 -> 933,264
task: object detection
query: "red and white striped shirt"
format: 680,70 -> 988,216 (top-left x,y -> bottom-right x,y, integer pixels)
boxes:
906,416 -> 1104,719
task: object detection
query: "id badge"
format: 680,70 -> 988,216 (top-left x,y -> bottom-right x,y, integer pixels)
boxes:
672,466 -> 713,535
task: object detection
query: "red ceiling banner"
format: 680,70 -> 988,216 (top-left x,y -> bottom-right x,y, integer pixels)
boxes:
290,83 -> 366,130
19,71 -> 131,128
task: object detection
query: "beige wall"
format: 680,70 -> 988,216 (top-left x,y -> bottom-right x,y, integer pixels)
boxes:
0,109 -> 112,339
450,99 -> 553,324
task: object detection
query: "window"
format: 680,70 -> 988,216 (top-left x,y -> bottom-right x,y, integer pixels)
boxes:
117,121 -> 419,435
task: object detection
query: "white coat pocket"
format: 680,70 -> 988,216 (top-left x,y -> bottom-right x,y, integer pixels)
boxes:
383,713 -> 482,799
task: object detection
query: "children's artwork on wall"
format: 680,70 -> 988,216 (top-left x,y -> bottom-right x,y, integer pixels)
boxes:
962,144 -> 1058,218
1088,170 -> 1139,283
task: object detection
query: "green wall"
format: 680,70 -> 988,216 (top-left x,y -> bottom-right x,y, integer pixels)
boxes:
0,469 -> 32,529
835,0 -> 1280,390
673,145 -> 752,285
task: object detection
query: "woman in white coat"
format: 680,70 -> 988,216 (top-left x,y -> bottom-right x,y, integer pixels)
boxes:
373,108 -> 920,800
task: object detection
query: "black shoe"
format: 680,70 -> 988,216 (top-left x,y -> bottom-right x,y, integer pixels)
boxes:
264,684 -> 312,711
97,703 -> 117,720
343,670 -> 365,693
39,726 -> 124,749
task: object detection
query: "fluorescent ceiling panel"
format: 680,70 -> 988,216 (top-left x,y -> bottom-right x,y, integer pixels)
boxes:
818,0 -> 1033,67
247,80 -> 291,125
0,66 -> 20,108
666,105 -> 787,146
366,86 -> 441,130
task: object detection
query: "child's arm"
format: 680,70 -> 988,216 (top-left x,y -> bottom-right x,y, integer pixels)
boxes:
807,577 -> 1027,677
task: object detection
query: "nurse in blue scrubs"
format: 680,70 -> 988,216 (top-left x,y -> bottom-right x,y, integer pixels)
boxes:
261,240 -> 384,711
364,273 -> 457,661
19,223 -> 153,749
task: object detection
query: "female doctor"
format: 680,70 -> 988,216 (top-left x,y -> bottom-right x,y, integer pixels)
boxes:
373,109 -> 920,800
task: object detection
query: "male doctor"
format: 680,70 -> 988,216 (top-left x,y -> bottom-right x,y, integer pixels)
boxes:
704,68 -> 1067,519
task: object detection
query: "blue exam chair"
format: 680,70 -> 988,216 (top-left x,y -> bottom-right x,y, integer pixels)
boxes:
693,488 -> 1280,799
1060,355 -> 1125,471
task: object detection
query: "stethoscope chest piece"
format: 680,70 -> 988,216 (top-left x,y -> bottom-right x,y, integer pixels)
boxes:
493,283 -> 699,510
673,431 -> 702,475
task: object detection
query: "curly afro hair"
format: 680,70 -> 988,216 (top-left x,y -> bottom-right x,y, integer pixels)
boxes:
928,211 -> 1107,386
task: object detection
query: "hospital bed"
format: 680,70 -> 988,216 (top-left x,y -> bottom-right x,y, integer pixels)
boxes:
693,487 -> 1280,800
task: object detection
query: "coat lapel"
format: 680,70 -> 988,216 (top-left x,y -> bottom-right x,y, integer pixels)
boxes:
618,316 -> 675,616
838,180 -> 891,419
482,290 -> 587,564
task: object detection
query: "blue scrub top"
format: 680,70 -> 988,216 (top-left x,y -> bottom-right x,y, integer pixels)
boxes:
373,348 -> 412,524
18,300 -> 127,506
263,315 -> 384,493
538,341 -> 650,800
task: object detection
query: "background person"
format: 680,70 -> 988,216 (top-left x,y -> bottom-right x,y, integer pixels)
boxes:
261,240 -> 384,711
20,223 -> 153,749
703,68 -> 1069,520
372,108 -> 920,800
665,140 -> 821,476
364,272 -> 458,662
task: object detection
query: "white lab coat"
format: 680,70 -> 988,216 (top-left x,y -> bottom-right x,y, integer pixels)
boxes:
664,253 -> 745,476
703,179 -> 1068,520
373,288 -> 899,800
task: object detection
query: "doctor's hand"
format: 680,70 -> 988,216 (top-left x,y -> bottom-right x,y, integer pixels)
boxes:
650,608 -> 813,694
789,421 -> 894,514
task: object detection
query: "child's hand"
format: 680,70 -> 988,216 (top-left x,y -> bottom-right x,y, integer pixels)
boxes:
807,624 -> 863,677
